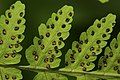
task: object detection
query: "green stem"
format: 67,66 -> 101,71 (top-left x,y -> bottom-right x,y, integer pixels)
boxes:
18,66 -> 120,78
0,65 -> 119,78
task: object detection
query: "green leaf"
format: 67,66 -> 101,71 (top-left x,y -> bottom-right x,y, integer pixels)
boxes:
0,1 -> 25,65
34,72 -> 67,80
96,32 -> 120,79
99,0 -> 109,3
0,67 -> 22,80
62,13 -> 116,72
0,1 -> 25,80
26,5 -> 74,69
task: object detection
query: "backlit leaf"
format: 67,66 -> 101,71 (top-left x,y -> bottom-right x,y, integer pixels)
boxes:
62,13 -> 116,72
0,1 -> 25,80
0,1 -> 25,65
26,5 -> 74,69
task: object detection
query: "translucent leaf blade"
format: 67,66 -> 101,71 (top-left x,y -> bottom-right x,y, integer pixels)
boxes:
63,13 -> 116,72
0,1 -> 26,65
97,32 -> 120,79
26,5 -> 74,69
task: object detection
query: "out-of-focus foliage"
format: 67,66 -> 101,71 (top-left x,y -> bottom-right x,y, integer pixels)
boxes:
99,0 -> 109,3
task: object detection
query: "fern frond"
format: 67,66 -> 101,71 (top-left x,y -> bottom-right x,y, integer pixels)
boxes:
76,33 -> 120,80
62,13 -> 116,72
26,5 -> 74,69
0,1 -> 25,80
25,5 -> 74,80
0,1 -> 25,64
93,32 -> 120,79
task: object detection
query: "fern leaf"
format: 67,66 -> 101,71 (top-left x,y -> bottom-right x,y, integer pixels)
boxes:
0,1 -> 25,80
0,67 -> 22,80
62,13 -> 116,72
26,5 -> 74,69
0,1 -> 25,64
93,32 -> 120,79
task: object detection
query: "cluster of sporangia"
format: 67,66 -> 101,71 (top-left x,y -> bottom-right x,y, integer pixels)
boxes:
32,34 -> 60,64
4,74 -> 17,80
65,40 -> 101,71
35,32 -> 63,69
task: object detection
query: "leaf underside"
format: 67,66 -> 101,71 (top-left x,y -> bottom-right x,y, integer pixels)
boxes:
62,13 -> 116,73
94,32 -> 120,79
33,13 -> 117,80
0,1 -> 25,65
0,1 -> 25,80
1,1 -> 119,80
75,15 -> 120,80
76,32 -> 120,80
26,5 -> 74,80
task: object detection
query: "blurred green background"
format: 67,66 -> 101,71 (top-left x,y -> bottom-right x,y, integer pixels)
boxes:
1,0 -> 120,80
